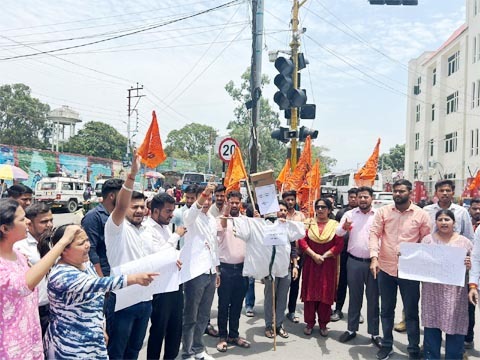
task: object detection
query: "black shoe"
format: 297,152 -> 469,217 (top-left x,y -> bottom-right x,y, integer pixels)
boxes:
376,347 -> 394,360
371,336 -> 382,349
408,351 -> 421,360
339,331 -> 356,343
330,309 -> 344,322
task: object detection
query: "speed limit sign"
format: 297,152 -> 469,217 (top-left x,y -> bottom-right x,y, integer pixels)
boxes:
218,137 -> 240,162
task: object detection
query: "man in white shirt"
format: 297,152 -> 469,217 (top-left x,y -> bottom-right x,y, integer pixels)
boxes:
172,184 -> 198,249
181,183 -> 219,360
105,152 -> 154,360
208,184 -> 226,218
146,193 -> 186,360
14,202 -> 53,336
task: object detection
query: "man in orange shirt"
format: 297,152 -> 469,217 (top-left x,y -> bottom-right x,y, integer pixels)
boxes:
369,179 -> 431,360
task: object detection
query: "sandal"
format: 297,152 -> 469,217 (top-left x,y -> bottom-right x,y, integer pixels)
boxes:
265,327 -> 274,338
277,326 -> 289,339
205,324 -> 219,337
216,338 -> 228,352
227,337 -> 251,348
286,312 -> 300,323
303,326 -> 313,336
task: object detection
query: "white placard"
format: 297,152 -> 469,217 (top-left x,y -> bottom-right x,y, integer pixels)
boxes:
263,221 -> 289,246
179,235 -> 213,284
111,247 -> 180,311
398,242 -> 467,287
254,183 -> 280,215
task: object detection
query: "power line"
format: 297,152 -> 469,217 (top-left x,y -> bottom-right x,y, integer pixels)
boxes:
0,0 -> 242,61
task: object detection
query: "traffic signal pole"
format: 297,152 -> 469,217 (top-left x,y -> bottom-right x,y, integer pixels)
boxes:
289,0 -> 306,170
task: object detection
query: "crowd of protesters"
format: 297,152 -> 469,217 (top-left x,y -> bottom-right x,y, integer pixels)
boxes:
1,157 -> 480,360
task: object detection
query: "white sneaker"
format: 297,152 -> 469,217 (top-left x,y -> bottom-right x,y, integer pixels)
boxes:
195,351 -> 215,360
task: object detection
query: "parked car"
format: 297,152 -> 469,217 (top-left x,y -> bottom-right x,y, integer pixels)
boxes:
372,191 -> 394,209
35,174 -> 91,213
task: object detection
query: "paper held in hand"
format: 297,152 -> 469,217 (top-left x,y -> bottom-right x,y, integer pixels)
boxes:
398,242 -> 467,287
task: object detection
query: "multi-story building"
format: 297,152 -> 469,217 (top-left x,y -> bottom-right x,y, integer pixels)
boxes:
405,0 -> 480,196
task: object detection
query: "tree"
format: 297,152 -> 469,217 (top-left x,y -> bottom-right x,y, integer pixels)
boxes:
312,145 -> 337,174
164,123 -> 221,173
225,70 -> 287,173
379,144 -> 405,171
63,121 -> 127,160
0,83 -> 51,148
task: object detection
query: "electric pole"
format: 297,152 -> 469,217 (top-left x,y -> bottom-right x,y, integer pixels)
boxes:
126,83 -> 145,159
289,0 -> 306,170
249,0 -> 264,173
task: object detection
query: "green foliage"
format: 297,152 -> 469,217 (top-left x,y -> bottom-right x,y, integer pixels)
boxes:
63,121 -> 127,160
379,144 -> 405,171
312,145 -> 337,174
225,69 -> 287,173
0,83 -> 51,148
164,123 -> 221,173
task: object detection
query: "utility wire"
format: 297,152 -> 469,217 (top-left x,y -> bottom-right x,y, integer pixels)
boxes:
0,0 -> 242,61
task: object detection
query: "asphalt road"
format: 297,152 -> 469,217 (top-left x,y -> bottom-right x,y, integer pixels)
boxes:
53,211 -> 480,360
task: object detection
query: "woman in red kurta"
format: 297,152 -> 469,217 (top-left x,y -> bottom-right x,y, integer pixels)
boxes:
298,198 -> 344,337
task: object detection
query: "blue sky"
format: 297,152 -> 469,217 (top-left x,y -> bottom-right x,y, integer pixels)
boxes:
0,0 -> 466,171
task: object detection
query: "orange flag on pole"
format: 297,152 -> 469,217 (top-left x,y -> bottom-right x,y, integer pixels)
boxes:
354,138 -> 381,187
468,170 -> 480,191
299,158 -> 321,217
284,136 -> 312,191
137,111 -> 167,168
276,158 -> 291,192
224,146 -> 248,193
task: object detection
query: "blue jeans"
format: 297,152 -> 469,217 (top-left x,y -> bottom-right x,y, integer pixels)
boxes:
245,277 -> 255,309
377,270 -> 420,354
424,327 -> 464,360
107,296 -> 152,360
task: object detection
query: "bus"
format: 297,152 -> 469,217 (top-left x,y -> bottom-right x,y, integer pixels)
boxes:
333,171 -> 383,207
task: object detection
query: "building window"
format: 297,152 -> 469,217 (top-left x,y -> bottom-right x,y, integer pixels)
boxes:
431,104 -> 435,121
413,77 -> 421,95
445,132 -> 458,153
475,0 -> 479,16
415,133 -> 420,150
473,82 -> 477,108
432,68 -> 436,86
415,104 -> 421,122
414,161 -> 419,179
471,128 -> 479,156
477,79 -> 480,107
446,91 -> 459,114
474,36 -> 478,63
448,51 -> 460,76
429,139 -> 434,157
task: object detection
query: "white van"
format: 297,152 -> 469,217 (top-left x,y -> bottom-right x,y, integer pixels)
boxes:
35,175 -> 91,213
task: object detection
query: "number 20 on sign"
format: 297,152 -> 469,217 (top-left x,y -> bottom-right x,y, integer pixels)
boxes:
218,137 -> 240,162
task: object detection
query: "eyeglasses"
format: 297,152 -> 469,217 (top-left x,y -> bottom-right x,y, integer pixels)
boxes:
315,205 -> 328,210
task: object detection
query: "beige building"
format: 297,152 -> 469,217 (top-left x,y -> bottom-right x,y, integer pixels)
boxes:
405,0 -> 480,196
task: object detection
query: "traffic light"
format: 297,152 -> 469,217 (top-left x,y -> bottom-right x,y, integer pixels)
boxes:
298,126 -> 318,141
273,56 -> 307,110
285,104 -> 316,120
271,126 -> 297,143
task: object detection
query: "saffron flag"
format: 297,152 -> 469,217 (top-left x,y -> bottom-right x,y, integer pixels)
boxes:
276,158 -> 291,192
468,170 -> 480,191
299,158 -> 321,217
354,138 -> 381,187
137,111 -> 167,168
224,146 -> 248,193
284,135 -> 312,191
